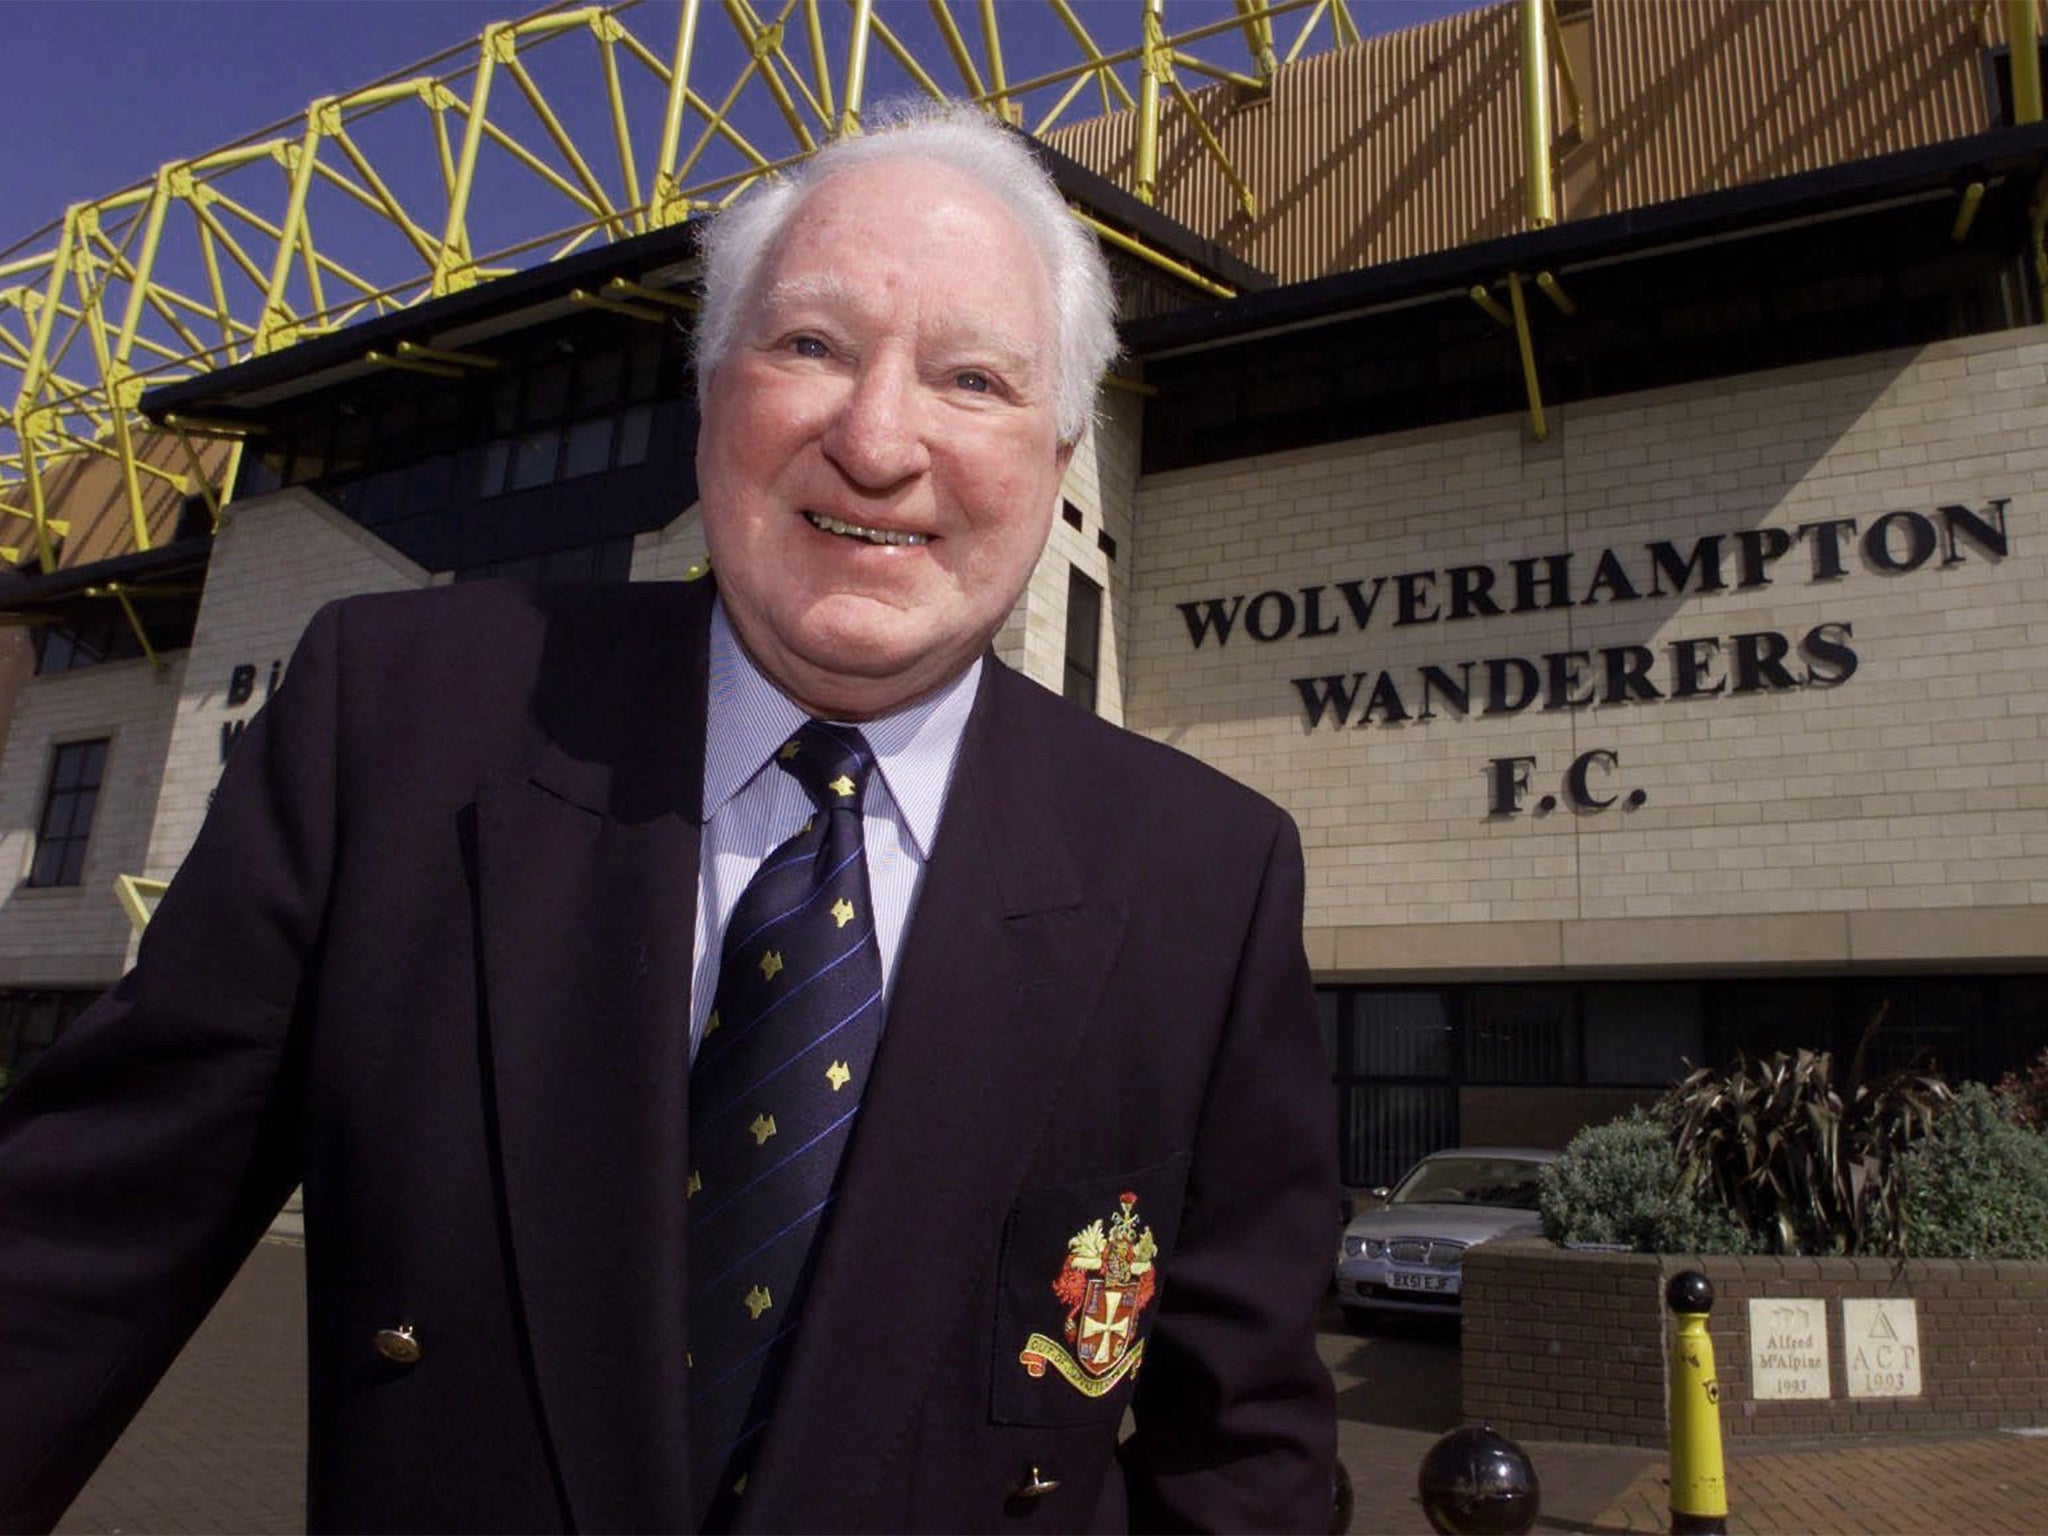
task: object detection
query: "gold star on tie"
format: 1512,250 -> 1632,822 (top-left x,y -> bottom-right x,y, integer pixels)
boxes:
743,1286 -> 772,1321
828,773 -> 856,799
825,1060 -> 852,1092
778,740 -> 801,760
749,1112 -> 777,1145
759,950 -> 784,981
686,1169 -> 702,1199
734,1473 -> 749,1496
704,1010 -> 720,1037
831,897 -> 855,928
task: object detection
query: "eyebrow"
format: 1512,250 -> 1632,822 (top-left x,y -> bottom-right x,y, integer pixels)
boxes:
754,274 -> 1043,376
757,273 -> 858,313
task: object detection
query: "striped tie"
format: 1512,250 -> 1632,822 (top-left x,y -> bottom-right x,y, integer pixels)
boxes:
686,720 -> 886,1530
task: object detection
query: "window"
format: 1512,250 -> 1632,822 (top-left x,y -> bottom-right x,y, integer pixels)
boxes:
0,989 -> 100,1079
472,336 -> 665,499
31,592 -> 201,676
1324,990 -> 1458,1188
1465,986 -> 1575,1083
29,739 -> 108,888
1062,567 -> 1102,713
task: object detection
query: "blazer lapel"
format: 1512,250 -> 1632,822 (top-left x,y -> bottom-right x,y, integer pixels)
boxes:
742,665 -> 1128,1532
475,583 -> 712,1533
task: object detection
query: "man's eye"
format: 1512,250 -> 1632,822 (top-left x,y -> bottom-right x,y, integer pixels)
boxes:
954,370 -> 992,394
790,335 -> 830,359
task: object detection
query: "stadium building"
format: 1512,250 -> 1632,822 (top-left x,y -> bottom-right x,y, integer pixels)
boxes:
2,0 -> 2046,1187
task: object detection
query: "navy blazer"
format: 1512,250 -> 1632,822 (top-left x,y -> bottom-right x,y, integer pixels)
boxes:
0,577 -> 1336,1533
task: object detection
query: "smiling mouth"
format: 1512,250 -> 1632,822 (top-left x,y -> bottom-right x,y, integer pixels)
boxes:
808,512 -> 930,547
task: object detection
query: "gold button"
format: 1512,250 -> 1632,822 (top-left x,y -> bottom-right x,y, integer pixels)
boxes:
1012,1464 -> 1060,1500
373,1325 -> 421,1364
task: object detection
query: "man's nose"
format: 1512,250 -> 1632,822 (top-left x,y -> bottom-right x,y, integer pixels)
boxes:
821,355 -> 930,490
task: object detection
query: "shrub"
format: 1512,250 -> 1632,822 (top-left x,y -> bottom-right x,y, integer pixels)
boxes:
1540,1110 -> 1750,1254
1994,1045 -> 2048,1129
1662,1049 -> 1949,1256
1900,1082 -> 2048,1260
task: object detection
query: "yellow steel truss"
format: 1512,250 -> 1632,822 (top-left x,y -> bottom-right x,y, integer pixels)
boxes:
0,0 -> 1366,576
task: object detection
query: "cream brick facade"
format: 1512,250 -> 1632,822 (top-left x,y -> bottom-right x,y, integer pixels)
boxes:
138,489 -> 430,950
994,389 -> 1142,722
1128,328 -> 2048,977
0,653 -> 184,986
632,505 -> 708,582
9,332 -> 2043,994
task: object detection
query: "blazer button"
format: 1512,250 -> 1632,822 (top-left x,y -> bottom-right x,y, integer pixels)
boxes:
1011,1464 -> 1059,1500
373,1326 -> 421,1364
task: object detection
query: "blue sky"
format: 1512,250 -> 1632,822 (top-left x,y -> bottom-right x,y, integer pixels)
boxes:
2,1 -> 1489,248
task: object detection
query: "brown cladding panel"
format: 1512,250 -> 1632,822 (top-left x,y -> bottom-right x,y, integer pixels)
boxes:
1046,2 -> 1525,286
1585,0 -> 2003,215
32,431 -> 226,571
1047,0 -> 2043,286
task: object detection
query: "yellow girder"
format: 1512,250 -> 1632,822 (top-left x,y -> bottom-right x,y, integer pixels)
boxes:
0,0 -> 1368,574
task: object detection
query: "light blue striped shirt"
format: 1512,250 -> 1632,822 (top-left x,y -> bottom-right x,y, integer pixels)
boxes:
690,599 -> 981,1058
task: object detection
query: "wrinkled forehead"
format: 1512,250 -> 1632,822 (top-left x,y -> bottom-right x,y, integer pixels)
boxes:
749,158 -> 1055,345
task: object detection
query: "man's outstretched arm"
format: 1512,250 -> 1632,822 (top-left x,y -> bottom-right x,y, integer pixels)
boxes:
0,604 -> 345,1533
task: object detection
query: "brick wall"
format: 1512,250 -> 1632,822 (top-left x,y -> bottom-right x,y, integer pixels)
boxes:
1126,327 -> 2048,977
995,388 -> 1141,718
140,488 -> 430,913
631,504 -> 707,581
1464,1238 -> 2048,1443
0,653 -> 186,986
1462,1239 -> 1669,1445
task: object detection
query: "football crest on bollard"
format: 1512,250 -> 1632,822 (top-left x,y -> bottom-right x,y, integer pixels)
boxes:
1416,1424 -> 1540,1535
1667,1271 -> 1730,1535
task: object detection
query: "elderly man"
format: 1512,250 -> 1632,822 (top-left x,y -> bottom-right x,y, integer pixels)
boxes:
0,106 -> 1334,1533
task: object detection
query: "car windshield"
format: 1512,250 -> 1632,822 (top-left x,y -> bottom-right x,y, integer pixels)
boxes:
1388,1157 -> 1546,1210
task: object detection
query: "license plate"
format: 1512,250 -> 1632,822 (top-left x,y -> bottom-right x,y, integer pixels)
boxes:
1387,1270 -> 1452,1293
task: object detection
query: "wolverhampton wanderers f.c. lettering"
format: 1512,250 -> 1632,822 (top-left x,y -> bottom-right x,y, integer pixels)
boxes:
1169,498 -> 2010,732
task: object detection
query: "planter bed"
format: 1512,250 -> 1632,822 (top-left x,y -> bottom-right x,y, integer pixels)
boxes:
1462,1237 -> 2048,1444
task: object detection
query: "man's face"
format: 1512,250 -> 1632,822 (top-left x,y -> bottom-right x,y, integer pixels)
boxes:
696,156 -> 1075,720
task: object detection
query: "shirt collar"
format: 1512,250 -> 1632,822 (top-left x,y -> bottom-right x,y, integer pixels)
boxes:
702,598 -> 981,860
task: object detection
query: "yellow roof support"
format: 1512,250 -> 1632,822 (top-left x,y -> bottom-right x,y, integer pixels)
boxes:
2010,0 -> 2043,125
1523,0 -> 1556,229
114,874 -> 170,935
0,0 -> 1373,571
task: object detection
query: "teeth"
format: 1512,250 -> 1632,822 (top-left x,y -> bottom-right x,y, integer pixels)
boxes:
808,512 -> 929,547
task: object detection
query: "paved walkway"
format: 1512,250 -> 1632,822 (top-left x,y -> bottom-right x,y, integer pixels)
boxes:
47,1243 -> 2048,1533
55,1239 -> 304,1536
1584,1432 -> 2048,1535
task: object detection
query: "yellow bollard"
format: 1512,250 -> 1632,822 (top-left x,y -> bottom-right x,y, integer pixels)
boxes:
1665,1271 -> 1728,1535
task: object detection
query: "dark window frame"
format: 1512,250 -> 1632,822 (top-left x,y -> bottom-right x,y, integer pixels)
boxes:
1062,566 -> 1103,713
28,737 -> 110,889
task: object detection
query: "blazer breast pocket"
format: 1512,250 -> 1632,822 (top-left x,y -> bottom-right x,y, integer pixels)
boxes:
989,1152 -> 1192,1427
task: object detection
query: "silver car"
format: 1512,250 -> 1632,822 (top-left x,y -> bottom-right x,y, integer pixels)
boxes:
1333,1147 -> 1558,1322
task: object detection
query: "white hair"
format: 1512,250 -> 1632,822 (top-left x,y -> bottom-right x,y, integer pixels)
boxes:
693,100 -> 1119,446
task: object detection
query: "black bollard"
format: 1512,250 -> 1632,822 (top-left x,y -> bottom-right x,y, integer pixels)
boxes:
1416,1423 -> 1541,1536
1330,1457 -> 1354,1534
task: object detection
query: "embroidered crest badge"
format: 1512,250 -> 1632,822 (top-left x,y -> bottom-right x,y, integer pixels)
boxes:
1019,1191 -> 1159,1396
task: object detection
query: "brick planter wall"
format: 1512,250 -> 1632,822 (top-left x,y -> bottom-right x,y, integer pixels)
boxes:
1463,1238 -> 2048,1445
